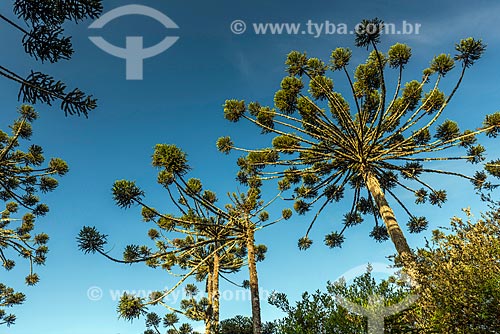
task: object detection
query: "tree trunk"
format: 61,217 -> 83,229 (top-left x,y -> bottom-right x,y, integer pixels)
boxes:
211,251 -> 220,333
364,171 -> 413,259
246,227 -> 262,334
205,270 -> 213,334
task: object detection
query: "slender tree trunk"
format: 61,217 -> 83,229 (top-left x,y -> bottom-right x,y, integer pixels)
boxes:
246,227 -> 262,334
363,171 -> 412,259
205,270 -> 213,334
211,252 -> 220,333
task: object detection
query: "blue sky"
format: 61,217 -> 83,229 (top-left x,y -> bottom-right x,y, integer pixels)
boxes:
1,0 -> 500,333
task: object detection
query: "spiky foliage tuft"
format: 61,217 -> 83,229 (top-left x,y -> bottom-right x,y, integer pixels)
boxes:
112,180 -> 144,208
152,144 -> 190,175
118,294 -> 147,321
76,226 -> 108,254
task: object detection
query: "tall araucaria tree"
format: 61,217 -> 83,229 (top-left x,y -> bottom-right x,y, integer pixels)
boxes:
217,18 -> 499,263
78,177 -> 243,332
77,144 -> 290,334
0,105 -> 69,326
126,175 -> 246,334
0,0 -> 102,116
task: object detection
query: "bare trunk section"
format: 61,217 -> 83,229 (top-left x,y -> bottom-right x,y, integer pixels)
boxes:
205,270 -> 213,334
211,252 -> 220,333
364,171 -> 413,259
246,228 -> 262,334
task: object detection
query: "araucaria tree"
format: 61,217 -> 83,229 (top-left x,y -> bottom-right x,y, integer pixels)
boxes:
0,105 -> 69,326
77,144 -> 289,334
218,18 -> 499,262
0,0 -> 102,116
78,173 -> 242,332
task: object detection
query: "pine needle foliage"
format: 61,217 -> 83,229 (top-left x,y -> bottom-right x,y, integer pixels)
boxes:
0,1 -> 102,116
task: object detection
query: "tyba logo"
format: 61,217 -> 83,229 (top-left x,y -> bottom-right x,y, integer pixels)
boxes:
89,5 -> 179,80
334,263 -> 418,334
